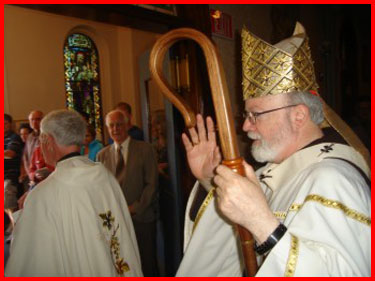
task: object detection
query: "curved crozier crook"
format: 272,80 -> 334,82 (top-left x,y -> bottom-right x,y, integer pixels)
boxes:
149,28 -> 258,277
149,28 -> 239,160
149,30 -> 196,128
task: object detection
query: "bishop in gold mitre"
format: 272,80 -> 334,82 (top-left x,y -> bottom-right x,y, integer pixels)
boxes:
241,22 -> 370,166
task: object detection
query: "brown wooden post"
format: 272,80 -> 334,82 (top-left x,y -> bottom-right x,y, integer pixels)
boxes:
149,27 -> 258,276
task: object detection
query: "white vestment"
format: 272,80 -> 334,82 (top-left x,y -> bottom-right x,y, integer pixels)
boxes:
177,142 -> 370,277
255,143 -> 370,277
176,183 -> 244,276
5,156 -> 143,277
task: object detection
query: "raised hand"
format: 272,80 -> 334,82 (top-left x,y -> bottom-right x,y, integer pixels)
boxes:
182,114 -> 222,183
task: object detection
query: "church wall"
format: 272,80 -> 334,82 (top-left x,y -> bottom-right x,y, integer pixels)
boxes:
209,5 -> 273,120
4,5 -> 159,130
129,29 -> 161,126
208,4 -> 273,161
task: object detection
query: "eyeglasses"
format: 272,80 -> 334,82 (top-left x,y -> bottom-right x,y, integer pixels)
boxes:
243,104 -> 298,125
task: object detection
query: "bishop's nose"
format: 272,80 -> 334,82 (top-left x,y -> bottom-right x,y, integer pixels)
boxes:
242,117 -> 256,132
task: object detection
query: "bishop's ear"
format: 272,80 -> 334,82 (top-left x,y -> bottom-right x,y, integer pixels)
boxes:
291,104 -> 309,128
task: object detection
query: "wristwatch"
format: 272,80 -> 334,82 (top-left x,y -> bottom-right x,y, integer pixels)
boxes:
254,223 -> 287,255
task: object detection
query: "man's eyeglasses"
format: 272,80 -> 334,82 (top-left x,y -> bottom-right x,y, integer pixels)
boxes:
243,104 -> 298,125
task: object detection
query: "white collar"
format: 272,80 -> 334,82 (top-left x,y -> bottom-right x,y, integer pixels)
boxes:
114,137 -> 130,152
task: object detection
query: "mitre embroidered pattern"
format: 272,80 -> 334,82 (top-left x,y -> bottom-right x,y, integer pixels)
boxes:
241,26 -> 319,100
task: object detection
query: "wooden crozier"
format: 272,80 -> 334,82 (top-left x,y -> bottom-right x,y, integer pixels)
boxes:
149,28 -> 258,276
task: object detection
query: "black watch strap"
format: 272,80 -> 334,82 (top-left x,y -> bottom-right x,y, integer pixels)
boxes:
254,223 -> 287,255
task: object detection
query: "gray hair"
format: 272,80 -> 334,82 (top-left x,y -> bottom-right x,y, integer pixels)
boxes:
286,91 -> 324,125
105,109 -> 129,125
41,109 -> 86,146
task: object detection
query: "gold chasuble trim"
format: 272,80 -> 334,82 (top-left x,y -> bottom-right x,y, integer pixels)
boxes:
293,194 -> 370,226
274,194 -> 370,226
305,194 -> 371,226
192,188 -> 215,234
273,211 -> 287,219
285,235 -> 299,277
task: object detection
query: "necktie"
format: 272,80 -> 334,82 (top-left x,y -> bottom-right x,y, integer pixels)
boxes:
115,146 -> 125,184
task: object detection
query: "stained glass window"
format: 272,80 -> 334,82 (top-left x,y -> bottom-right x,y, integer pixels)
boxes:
64,33 -> 103,140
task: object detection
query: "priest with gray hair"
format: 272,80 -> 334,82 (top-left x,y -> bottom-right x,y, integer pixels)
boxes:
5,109 -> 143,277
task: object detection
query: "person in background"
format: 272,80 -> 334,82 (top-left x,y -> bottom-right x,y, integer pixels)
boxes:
18,123 -> 32,144
115,102 -> 144,141
4,114 -> 24,211
20,110 -> 44,185
28,146 -> 54,189
5,109 -> 142,277
17,111 -> 53,209
80,125 -> 103,161
97,110 -> 158,276
151,112 -> 168,178
18,123 -> 33,195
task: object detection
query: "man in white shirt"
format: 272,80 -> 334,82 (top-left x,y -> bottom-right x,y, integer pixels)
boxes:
97,110 -> 158,276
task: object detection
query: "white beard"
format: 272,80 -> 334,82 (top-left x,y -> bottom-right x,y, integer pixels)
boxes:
247,122 -> 293,163
248,132 -> 278,163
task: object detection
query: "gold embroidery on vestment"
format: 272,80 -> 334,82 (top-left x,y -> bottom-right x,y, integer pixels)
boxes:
99,210 -> 130,275
285,235 -> 299,277
273,204 -> 303,219
192,188 -> 215,233
304,194 -> 371,226
273,211 -> 287,219
274,194 -> 370,226
289,203 -> 302,211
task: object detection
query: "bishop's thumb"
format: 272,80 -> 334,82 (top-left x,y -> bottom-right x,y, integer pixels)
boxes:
243,160 -> 256,180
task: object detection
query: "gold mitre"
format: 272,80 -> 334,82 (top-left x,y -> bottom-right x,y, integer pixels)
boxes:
242,22 -> 370,171
242,22 -> 318,100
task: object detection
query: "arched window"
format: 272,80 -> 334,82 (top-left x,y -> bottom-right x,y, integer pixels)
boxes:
63,33 -> 103,140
